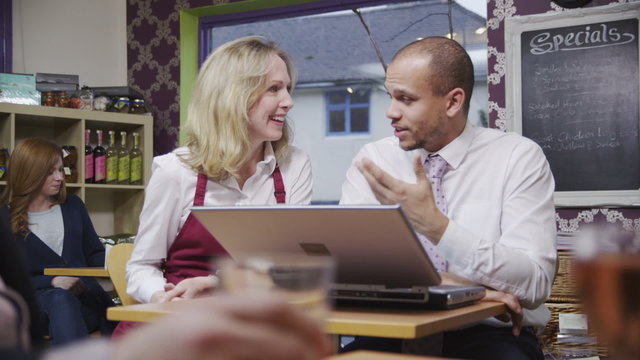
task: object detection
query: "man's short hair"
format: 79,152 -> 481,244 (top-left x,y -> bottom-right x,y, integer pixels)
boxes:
393,37 -> 474,114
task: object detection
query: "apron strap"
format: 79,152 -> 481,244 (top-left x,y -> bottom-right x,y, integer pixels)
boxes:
273,165 -> 286,204
194,166 -> 285,205
193,173 -> 208,206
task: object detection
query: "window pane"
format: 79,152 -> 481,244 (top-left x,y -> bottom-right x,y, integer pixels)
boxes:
350,108 -> 369,132
329,110 -> 346,132
328,91 -> 346,104
351,89 -> 371,104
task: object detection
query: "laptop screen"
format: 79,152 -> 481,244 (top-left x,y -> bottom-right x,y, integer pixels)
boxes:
191,204 -> 441,289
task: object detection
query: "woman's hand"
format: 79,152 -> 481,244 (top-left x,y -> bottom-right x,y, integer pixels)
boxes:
154,276 -> 219,303
51,276 -> 87,295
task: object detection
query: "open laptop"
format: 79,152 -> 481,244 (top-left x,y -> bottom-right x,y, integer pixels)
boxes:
191,204 -> 482,307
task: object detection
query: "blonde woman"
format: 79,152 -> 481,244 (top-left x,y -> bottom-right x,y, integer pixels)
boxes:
0,137 -> 114,345
125,36 -> 312,305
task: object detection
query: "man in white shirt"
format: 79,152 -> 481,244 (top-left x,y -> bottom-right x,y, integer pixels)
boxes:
340,37 -> 557,359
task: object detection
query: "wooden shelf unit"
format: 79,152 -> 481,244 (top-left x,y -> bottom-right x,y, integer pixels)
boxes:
0,103 -> 153,236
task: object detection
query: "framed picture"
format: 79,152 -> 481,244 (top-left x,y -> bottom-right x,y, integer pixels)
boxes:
505,2 -> 640,206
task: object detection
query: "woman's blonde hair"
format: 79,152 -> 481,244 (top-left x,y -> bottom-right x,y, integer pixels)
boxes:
181,36 -> 296,180
1,137 -> 67,235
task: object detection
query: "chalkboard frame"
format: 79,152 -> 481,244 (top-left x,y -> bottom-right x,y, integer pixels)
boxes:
505,2 -> 640,207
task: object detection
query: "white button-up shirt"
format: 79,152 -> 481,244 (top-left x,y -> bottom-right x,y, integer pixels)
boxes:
341,124 -> 557,326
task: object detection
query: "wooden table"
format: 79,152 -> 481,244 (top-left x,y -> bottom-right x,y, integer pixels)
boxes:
44,267 -> 110,277
107,299 -> 506,339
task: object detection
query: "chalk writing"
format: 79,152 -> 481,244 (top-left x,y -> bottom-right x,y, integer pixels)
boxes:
530,23 -> 635,55
520,18 -> 640,191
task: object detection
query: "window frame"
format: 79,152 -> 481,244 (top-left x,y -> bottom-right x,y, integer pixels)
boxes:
325,88 -> 371,136
179,0 -> 410,144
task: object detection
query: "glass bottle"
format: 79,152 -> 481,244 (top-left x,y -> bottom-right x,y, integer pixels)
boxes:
129,132 -> 143,185
93,130 -> 106,184
84,129 -> 94,183
62,145 -> 78,183
117,131 -> 130,184
106,130 -> 118,184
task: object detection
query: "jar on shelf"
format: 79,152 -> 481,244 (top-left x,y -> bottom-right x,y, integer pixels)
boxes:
129,98 -> 147,115
56,91 -> 70,108
112,97 -> 130,113
78,86 -> 94,110
43,92 -> 56,107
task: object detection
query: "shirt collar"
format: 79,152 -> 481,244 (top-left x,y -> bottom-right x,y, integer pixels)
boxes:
262,142 -> 278,173
220,142 -> 278,188
419,122 -> 476,170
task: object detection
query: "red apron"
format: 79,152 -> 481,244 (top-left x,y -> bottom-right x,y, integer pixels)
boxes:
112,166 -> 286,338
163,166 -> 286,285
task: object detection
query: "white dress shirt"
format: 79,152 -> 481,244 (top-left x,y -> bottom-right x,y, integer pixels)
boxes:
341,124 -> 557,326
127,144 -> 313,303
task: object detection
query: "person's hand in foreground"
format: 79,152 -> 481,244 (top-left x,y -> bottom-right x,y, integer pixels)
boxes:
112,292 -> 333,360
440,272 -> 523,336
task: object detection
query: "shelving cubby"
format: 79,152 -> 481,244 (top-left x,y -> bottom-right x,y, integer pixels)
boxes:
0,103 -> 153,236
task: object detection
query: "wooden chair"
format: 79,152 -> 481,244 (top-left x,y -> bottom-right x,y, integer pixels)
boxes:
106,243 -> 138,306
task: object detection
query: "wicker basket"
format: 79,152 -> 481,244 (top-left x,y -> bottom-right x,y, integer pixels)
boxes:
541,302 -> 609,358
549,250 -> 579,303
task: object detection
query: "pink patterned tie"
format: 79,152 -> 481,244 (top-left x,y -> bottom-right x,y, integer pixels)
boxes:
419,154 -> 448,272
403,155 -> 449,355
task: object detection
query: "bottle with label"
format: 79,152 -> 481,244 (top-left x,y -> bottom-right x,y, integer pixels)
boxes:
117,131 -> 130,184
85,129 -> 94,183
106,130 -> 118,184
93,130 -> 106,184
61,145 -> 78,183
130,132 -> 143,185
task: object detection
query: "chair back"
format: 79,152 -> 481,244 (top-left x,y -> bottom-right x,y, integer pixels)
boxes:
106,243 -> 138,306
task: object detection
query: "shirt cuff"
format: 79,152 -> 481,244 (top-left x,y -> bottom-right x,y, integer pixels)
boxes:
136,276 -> 167,303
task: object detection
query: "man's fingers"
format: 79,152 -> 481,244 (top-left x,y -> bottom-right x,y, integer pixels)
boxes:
356,159 -> 398,204
482,290 -> 523,336
358,158 -> 400,190
412,155 -> 429,185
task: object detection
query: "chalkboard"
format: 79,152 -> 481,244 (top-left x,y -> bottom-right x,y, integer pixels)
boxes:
521,18 -> 639,191
506,4 -> 640,205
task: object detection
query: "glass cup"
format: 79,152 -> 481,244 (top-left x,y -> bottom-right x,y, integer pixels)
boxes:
213,253 -> 335,325
574,224 -> 640,360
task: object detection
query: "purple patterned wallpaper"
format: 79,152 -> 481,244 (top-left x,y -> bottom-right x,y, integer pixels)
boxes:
127,0 -> 229,156
127,0 -> 640,231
